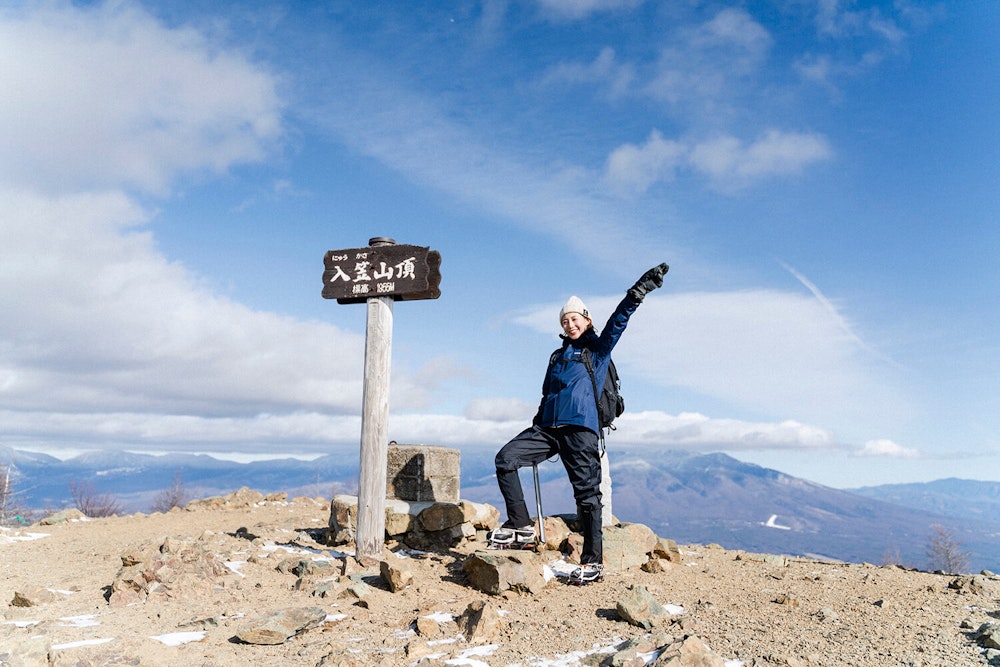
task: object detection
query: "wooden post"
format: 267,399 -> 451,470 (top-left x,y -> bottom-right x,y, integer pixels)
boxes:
321,237 -> 441,563
355,239 -> 395,563
600,455 -> 613,526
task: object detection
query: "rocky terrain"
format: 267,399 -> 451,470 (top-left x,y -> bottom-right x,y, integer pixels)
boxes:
2,489 -> 1000,666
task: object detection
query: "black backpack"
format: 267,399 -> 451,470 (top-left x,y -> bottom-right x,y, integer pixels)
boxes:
549,347 -> 625,432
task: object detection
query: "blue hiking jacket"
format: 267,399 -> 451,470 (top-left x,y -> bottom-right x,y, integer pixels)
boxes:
535,294 -> 641,434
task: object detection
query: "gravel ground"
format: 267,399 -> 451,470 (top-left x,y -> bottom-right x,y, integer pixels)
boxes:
1,495 -> 996,666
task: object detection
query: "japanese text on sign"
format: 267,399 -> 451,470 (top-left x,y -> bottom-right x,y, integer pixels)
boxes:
322,244 -> 441,303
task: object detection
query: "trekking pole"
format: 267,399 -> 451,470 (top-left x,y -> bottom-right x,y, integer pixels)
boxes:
532,462 -> 546,547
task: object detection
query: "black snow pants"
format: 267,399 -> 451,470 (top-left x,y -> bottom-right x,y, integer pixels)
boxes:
494,425 -> 604,565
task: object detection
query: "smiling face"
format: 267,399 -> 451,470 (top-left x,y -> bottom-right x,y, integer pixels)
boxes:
560,312 -> 592,340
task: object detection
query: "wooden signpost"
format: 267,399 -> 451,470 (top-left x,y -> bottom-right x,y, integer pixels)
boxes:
322,237 -> 441,563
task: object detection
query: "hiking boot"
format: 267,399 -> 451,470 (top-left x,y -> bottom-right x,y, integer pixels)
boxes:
568,563 -> 604,585
487,526 -> 536,549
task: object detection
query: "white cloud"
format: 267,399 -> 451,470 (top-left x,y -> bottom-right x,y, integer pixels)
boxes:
604,129 -> 831,194
0,2 -> 281,195
0,4 -> 443,454
539,47 -> 635,98
614,411 -> 836,451
0,187 -> 369,416
688,130 -> 832,183
854,439 -> 921,459
535,0 -> 644,21
513,287 -> 909,438
604,130 -> 685,194
464,397 -> 536,422
645,8 -> 772,107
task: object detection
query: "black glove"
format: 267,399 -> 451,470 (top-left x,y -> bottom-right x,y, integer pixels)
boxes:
628,263 -> 669,302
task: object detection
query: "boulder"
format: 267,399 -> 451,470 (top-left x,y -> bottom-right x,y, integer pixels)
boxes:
236,606 -> 328,645
603,522 -> 658,571
617,584 -> 670,629
463,550 -> 547,595
457,600 -> 503,644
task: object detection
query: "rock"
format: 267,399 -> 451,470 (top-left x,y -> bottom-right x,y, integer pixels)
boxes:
340,581 -> 375,606
328,494 -> 497,550
773,593 -> 798,606
617,584 -> 670,629
948,574 -> 989,595
415,615 -> 442,637
814,607 -> 838,623
460,500 -> 500,530
236,606 -> 328,645
380,559 -> 413,592
36,508 -> 86,525
327,494 -> 359,544
108,536 -> 233,606
737,552 -> 788,567
405,639 -> 435,660
316,651 -> 371,667
608,636 -> 668,666
651,635 -> 726,667
642,557 -> 668,574
186,486 -> 264,511
457,600 -> 503,644
418,502 -> 466,532
293,559 -> 335,578
976,622 -> 1000,650
541,515 -> 571,551
603,523 -> 658,571
563,532 -> 585,563
384,499 -> 429,536
0,635 -> 50,667
653,537 -> 682,564
10,588 -> 60,607
463,550 -> 548,595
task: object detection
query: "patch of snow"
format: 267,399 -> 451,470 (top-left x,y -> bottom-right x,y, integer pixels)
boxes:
58,615 -> 100,628
0,528 -> 49,543
51,638 -> 114,650
149,631 -> 206,646
762,514 -> 791,530
2,619 -> 40,628
445,643 -> 500,665
225,561 -> 246,576
428,637 -> 459,647
422,611 -> 455,623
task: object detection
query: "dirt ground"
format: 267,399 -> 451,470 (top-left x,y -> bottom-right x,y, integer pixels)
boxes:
1,494 -> 996,666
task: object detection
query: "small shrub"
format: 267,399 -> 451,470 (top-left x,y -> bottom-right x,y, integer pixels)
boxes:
70,480 -> 123,518
925,523 -> 971,574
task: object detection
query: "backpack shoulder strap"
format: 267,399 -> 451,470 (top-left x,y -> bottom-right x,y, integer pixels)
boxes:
579,348 -> 604,434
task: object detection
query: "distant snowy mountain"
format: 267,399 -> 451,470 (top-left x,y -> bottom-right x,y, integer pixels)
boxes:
0,446 -> 359,512
849,478 -> 1000,524
4,445 -> 998,572
461,448 -> 1000,573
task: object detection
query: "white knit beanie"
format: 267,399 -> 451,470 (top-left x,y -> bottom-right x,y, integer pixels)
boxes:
559,295 -> 590,323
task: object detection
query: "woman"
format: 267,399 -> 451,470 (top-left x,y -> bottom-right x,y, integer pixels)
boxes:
489,263 -> 668,585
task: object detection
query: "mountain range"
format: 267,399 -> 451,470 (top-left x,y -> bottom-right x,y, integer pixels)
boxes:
3,445 -> 997,573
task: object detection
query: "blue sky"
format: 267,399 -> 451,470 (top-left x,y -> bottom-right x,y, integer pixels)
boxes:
1,0 -> 997,488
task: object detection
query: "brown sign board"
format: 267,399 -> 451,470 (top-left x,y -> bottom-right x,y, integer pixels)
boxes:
322,244 -> 442,304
